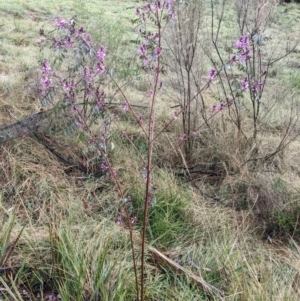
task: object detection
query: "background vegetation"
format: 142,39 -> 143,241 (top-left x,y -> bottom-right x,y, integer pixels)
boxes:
1,0 -> 300,300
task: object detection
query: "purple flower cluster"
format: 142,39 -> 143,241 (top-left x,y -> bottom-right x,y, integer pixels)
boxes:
64,36 -> 74,48
71,106 -> 79,115
240,77 -> 249,91
211,102 -> 225,113
95,46 -> 106,75
40,75 -> 52,91
54,16 -> 68,29
235,35 -> 250,49
227,35 -> 252,65
95,89 -> 105,109
96,62 -> 105,75
207,68 -> 217,81
83,67 -> 94,82
41,60 -> 51,74
252,81 -> 264,92
123,102 -> 129,112
100,133 -> 107,142
96,46 -> 106,61
39,60 -> 53,94
63,80 -> 74,91
136,0 -> 177,71
239,49 -> 251,63
138,44 -> 147,57
100,163 -> 109,171
43,17 -> 95,52
154,46 -> 162,58
178,134 -> 187,143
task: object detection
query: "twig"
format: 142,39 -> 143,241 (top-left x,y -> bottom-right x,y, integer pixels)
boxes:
148,246 -> 225,300
0,265 -> 21,273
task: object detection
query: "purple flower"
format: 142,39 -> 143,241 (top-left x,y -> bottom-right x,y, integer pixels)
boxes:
83,34 -> 93,46
123,102 -> 129,112
100,163 -> 109,171
38,37 -> 46,46
95,62 -> 105,75
211,102 -> 225,113
83,67 -> 94,82
54,17 -> 68,29
154,0 -> 162,11
96,46 -> 106,61
95,89 -> 105,108
239,49 -> 251,62
41,60 -> 51,74
146,3 -> 152,12
252,81 -> 264,92
131,216 -> 137,224
40,75 -> 52,89
136,7 -> 141,15
138,43 -> 147,57
229,55 -> 238,64
96,100 -> 105,109
147,32 -> 159,40
235,35 -> 250,49
64,36 -> 74,48
71,106 -> 79,115
53,38 -> 62,49
168,8 -> 175,19
143,57 -> 151,67
154,46 -> 162,58
75,119 -> 83,127
207,69 -> 217,81
100,133 -> 107,142
85,83 -> 93,96
241,77 -> 249,91
95,88 -> 105,101
63,80 -> 74,91
178,135 -> 185,143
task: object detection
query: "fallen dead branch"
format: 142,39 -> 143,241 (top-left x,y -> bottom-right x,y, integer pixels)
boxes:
0,110 -> 51,143
148,246 -> 225,300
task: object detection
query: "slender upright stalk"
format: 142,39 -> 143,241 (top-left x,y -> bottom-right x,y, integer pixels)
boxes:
140,8 -> 162,301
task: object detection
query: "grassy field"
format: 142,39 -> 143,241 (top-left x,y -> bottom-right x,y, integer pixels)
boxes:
1,0 -> 300,300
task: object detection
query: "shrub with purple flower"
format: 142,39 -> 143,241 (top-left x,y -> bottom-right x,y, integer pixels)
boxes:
37,16 -> 112,177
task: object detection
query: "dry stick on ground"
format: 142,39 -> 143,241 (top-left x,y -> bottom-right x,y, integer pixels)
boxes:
148,246 -> 225,300
0,109 -> 88,173
0,111 -> 47,143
